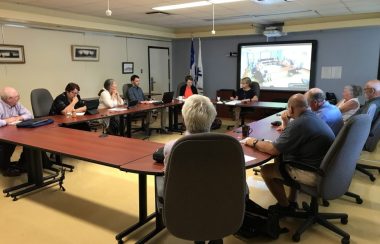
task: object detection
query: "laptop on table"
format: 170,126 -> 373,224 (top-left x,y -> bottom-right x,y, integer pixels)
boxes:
153,92 -> 174,105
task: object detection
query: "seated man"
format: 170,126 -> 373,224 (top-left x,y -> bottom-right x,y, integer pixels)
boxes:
305,88 -> 343,135
245,94 -> 335,211
355,79 -> 380,122
0,86 -> 33,176
50,82 -> 90,131
127,75 -> 166,133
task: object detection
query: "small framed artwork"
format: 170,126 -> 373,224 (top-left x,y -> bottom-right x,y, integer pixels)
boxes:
122,62 -> 134,74
71,45 -> 99,61
0,44 -> 25,64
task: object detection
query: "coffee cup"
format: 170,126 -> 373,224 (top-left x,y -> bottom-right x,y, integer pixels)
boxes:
178,96 -> 183,101
242,124 -> 252,137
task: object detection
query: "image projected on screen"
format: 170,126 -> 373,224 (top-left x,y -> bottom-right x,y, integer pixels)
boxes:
239,42 -> 315,91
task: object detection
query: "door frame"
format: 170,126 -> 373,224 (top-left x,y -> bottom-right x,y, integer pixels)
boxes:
148,46 -> 171,96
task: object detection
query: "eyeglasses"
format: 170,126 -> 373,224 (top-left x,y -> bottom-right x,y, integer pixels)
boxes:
363,87 -> 374,92
70,91 -> 79,95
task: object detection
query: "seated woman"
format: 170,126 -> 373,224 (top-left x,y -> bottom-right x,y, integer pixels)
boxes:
179,75 -> 198,99
230,77 -> 259,128
50,82 -> 90,131
163,94 -> 216,167
336,85 -> 362,122
98,79 -> 124,135
156,94 -> 217,208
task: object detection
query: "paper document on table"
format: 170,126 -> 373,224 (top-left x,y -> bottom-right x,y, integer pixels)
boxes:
108,108 -> 128,111
75,112 -> 85,116
244,155 -> 256,162
146,100 -> 160,103
225,100 -> 241,106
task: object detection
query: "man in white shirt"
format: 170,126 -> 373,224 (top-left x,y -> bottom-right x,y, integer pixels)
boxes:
0,86 -> 33,176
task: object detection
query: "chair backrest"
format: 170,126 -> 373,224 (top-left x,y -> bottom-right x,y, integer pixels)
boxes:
122,83 -> 132,101
250,81 -> 260,98
163,133 -> 246,241
364,103 -> 379,151
318,114 -> 371,200
176,81 -> 186,97
30,88 -> 54,118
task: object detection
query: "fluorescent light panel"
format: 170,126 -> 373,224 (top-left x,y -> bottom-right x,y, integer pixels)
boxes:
153,0 -> 245,11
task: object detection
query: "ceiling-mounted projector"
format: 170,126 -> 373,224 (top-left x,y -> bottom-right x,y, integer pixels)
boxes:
263,26 -> 286,37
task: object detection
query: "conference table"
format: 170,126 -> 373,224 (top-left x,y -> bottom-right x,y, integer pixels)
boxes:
0,125 -> 163,200
116,112 -> 283,243
0,99 -> 284,243
51,100 -> 184,137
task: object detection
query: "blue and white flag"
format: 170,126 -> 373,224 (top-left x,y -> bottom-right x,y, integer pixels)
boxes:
189,38 -> 196,78
196,38 -> 203,94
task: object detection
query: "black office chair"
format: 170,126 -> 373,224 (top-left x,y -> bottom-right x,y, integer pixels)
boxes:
350,103 -> 380,181
157,133 -> 246,243
30,88 -> 74,172
281,114 -> 371,244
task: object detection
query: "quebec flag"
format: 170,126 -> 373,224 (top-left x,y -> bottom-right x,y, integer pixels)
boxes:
196,38 -> 203,94
189,39 -> 196,78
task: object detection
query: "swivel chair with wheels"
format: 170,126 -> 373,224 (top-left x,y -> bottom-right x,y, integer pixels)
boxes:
281,114 -> 371,244
30,88 -> 74,172
157,133 -> 246,243
356,104 -> 380,181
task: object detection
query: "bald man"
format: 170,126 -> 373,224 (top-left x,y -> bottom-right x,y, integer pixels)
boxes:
305,88 -> 343,135
245,94 -> 335,212
356,79 -> 380,121
0,86 -> 33,176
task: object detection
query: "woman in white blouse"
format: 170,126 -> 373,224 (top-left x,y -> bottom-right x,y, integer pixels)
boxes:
98,79 -> 124,134
336,85 -> 362,121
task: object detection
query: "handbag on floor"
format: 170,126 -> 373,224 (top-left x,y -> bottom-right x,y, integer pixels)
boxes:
236,199 -> 288,239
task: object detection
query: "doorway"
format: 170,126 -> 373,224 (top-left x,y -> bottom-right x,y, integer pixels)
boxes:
148,46 -> 170,96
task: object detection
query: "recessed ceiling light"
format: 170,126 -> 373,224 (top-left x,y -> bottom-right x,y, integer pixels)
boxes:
153,0 -> 245,11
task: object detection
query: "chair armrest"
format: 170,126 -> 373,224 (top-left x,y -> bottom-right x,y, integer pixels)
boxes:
282,160 -> 325,177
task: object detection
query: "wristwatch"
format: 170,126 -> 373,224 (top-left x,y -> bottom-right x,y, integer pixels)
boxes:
253,139 -> 259,148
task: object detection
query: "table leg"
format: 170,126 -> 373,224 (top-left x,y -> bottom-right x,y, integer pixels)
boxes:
125,115 -> 132,138
119,115 -> 125,137
115,174 -> 165,243
168,106 -> 173,131
3,148 -> 65,201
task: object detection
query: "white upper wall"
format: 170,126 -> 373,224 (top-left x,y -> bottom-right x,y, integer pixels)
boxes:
0,26 -> 172,111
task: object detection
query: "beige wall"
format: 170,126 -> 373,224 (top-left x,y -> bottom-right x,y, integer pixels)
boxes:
0,26 -> 172,111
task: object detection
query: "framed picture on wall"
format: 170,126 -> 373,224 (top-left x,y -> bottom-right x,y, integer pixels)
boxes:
122,62 -> 134,74
71,45 -> 99,61
0,44 -> 25,64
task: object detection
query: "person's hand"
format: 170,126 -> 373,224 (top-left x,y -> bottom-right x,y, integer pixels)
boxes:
280,110 -> 288,121
230,96 -> 235,100
251,96 -> 258,102
276,125 -> 285,132
72,96 -> 79,104
245,137 -> 257,147
4,117 -> 20,124
241,99 -> 250,103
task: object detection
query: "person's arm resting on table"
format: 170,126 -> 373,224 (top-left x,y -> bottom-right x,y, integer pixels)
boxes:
245,137 -> 280,155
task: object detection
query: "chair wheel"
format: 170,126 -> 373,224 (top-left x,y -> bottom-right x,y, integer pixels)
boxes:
370,176 -> 376,182
292,233 -> 300,242
322,199 -> 330,207
356,198 -> 363,204
341,237 -> 350,244
341,217 -> 348,224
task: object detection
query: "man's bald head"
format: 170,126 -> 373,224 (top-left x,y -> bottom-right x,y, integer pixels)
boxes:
305,88 -> 325,103
364,80 -> 380,100
287,93 -> 308,118
0,86 -> 20,106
